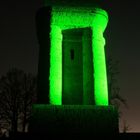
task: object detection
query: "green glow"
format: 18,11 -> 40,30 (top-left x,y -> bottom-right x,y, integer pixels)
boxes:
91,11 -> 109,105
50,26 -> 62,105
92,29 -> 108,105
49,7 -> 108,105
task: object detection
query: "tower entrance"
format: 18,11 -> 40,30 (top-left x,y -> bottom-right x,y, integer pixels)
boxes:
62,29 -> 83,104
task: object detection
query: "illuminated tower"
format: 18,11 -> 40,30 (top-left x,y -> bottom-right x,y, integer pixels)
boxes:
37,2 -> 108,106
30,0 -> 118,136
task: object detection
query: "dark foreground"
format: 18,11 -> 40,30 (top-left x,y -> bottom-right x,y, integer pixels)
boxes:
1,133 -> 140,140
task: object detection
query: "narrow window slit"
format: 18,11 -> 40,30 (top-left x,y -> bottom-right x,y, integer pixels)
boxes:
70,49 -> 74,60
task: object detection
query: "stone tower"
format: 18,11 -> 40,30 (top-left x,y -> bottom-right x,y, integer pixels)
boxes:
29,0 -> 119,136
37,0 -> 108,106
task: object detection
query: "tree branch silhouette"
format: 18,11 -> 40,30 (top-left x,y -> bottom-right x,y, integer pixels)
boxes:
0,68 -> 37,136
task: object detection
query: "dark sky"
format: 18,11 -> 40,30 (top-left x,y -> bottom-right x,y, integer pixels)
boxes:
0,0 -> 140,132
106,1 -> 140,132
0,0 -> 41,75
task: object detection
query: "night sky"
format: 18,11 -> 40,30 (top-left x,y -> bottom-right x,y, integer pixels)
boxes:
0,0 -> 140,132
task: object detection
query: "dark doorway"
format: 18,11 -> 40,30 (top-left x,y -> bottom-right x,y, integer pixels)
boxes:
62,29 -> 83,105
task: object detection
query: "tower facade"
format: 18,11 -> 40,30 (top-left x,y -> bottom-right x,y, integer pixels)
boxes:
29,0 -> 119,136
37,0 -> 108,106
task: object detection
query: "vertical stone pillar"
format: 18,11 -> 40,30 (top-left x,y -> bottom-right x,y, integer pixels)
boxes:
36,7 -> 51,104
92,27 -> 108,105
50,25 -> 62,105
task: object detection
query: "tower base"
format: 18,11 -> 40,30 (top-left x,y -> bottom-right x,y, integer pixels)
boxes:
29,105 -> 118,137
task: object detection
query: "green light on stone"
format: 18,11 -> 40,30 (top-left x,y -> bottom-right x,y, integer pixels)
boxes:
92,31 -> 108,105
91,11 -> 109,105
49,7 -> 108,105
50,26 -> 62,105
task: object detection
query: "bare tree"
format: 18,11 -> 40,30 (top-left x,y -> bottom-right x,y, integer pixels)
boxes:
122,119 -> 132,133
0,68 -> 37,136
106,55 -> 130,132
107,56 -> 127,108
20,73 -> 37,132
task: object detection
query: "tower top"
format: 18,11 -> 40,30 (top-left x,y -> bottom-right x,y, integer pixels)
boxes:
43,0 -> 108,9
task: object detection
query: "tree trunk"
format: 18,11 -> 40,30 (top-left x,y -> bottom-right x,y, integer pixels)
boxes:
11,113 -> 18,137
22,111 -> 27,132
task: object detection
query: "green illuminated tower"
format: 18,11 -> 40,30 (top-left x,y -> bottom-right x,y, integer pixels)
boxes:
30,0 -> 119,136
37,2 -> 108,106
